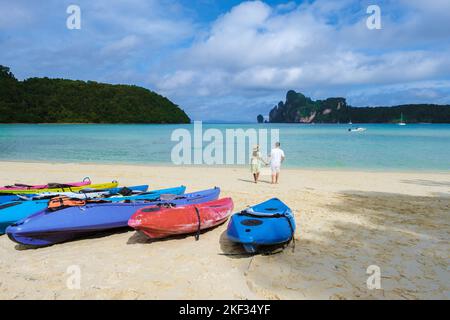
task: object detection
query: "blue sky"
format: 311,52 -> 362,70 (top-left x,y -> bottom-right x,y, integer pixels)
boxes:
1,0 -> 450,121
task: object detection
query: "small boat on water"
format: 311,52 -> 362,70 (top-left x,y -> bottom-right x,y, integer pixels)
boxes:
129,198 -> 234,240
398,113 -> 406,126
348,127 -> 367,132
226,198 -> 296,253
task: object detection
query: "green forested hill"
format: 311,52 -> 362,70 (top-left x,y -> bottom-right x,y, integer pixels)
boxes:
268,90 -> 450,123
0,65 -> 190,123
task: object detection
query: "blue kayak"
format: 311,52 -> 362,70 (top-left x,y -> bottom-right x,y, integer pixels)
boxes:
7,187 -> 220,247
0,185 -> 178,234
0,194 -> 29,204
226,198 -> 296,253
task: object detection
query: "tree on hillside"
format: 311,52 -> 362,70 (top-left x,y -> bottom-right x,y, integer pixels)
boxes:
0,65 -> 190,124
0,65 -> 16,80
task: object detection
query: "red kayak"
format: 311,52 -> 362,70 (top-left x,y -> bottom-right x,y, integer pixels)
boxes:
128,198 -> 234,239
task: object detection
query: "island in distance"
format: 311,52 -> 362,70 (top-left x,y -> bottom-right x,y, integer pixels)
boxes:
0,65 -> 190,124
258,90 -> 450,124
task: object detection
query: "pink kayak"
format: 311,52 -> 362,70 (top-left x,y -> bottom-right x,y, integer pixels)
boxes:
0,177 -> 91,191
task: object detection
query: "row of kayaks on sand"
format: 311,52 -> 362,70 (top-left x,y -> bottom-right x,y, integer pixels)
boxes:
0,178 -> 296,253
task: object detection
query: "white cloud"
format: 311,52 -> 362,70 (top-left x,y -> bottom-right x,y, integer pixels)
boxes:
153,0 -> 450,120
347,80 -> 450,106
158,70 -> 196,90
1,0 -> 449,121
87,0 -> 195,44
100,35 -> 141,56
0,0 -> 196,84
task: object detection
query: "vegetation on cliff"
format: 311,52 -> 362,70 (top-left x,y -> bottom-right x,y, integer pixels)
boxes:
0,65 -> 190,124
268,90 -> 450,123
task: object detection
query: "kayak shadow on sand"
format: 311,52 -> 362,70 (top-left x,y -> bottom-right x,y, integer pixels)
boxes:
218,230 -> 249,258
218,230 -> 290,258
126,222 -> 227,245
126,231 -> 199,244
13,243 -> 43,251
12,227 -> 133,250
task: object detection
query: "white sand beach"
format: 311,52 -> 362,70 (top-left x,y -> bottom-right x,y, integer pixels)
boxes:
0,161 -> 448,300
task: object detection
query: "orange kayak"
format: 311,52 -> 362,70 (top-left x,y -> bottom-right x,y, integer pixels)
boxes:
128,198 -> 234,240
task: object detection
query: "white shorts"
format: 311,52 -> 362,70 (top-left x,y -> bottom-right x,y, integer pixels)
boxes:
271,164 -> 281,173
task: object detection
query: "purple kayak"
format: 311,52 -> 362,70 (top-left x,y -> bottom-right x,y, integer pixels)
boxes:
7,187 -> 220,247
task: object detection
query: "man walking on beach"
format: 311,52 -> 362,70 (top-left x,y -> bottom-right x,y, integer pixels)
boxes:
269,142 -> 285,184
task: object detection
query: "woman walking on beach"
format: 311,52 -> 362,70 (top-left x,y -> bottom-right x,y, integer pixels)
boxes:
250,145 -> 267,184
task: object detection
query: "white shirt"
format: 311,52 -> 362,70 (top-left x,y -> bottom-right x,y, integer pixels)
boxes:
270,148 -> 285,166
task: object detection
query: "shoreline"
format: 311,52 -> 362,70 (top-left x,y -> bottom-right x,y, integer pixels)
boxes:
0,160 -> 448,175
0,161 -> 448,299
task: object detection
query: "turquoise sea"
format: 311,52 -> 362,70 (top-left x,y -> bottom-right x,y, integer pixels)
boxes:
0,124 -> 449,171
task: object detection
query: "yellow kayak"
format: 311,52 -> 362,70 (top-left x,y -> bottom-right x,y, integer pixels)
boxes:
0,181 -> 119,195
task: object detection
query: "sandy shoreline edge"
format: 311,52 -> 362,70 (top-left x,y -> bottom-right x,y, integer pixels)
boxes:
1,159 -> 448,174
0,161 -> 448,299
